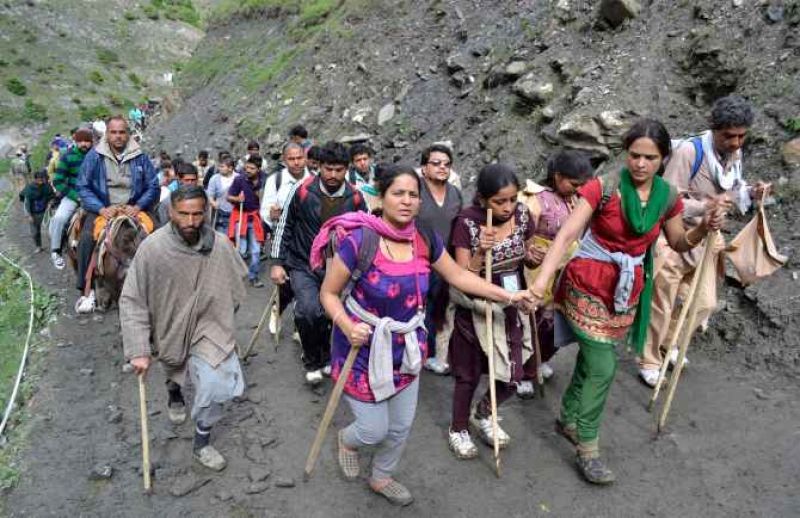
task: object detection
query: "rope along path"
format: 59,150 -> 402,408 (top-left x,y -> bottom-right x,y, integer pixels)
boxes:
0,192 -> 37,439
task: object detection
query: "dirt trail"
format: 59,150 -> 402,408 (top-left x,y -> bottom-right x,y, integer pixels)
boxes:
2,201 -> 799,518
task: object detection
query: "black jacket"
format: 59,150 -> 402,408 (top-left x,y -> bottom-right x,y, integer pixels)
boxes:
270,176 -> 367,272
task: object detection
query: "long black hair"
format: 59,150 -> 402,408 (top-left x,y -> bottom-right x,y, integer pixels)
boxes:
545,150 -> 594,188
475,163 -> 520,202
622,118 -> 672,176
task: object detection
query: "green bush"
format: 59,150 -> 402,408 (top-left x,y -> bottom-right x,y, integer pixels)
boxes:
23,99 -> 47,122
79,104 -> 111,121
124,10 -> 138,20
88,70 -> 105,84
97,48 -> 120,66
128,71 -> 143,87
5,78 -> 27,96
784,117 -> 800,134
142,4 -> 160,19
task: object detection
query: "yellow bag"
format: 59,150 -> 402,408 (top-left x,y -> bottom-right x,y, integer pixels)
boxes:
726,204 -> 787,286
525,235 -> 578,305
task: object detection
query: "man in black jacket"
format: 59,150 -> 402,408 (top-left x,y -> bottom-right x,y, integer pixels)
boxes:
269,143 -> 368,385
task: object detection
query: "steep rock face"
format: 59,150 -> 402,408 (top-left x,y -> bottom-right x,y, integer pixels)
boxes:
150,1 -> 800,374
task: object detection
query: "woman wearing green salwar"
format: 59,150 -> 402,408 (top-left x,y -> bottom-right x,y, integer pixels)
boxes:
530,119 -> 726,484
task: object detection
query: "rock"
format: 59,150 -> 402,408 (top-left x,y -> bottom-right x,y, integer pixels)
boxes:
89,464 -> 113,480
339,133 -> 372,144
216,490 -> 233,502
597,110 -> 628,132
356,61 -> 367,73
121,363 -> 134,374
170,472 -> 211,497
248,466 -> 272,482
245,481 -> 270,494
764,4 -> 784,23
512,76 -> 554,105
80,368 -> 94,376
556,0 -> 576,22
274,476 -> 296,488
245,443 -> 266,463
541,106 -> 557,122
505,61 -> 530,78
377,103 -> 396,126
781,138 -> 800,167
350,106 -> 372,124
107,409 -> 123,424
92,314 -> 104,322
471,44 -> 490,57
598,0 -> 641,27
445,54 -> 467,74
732,0 -> 743,6
557,114 -> 610,158
753,387 -> 772,400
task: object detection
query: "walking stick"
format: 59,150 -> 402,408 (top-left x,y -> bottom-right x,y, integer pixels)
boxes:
137,373 -> 152,493
531,310 -> 545,398
235,200 -> 244,251
484,209 -> 501,478
657,231 -> 719,433
647,232 -> 716,411
274,287 -> 282,352
241,287 -> 278,359
303,343 -> 362,480
211,207 -> 218,231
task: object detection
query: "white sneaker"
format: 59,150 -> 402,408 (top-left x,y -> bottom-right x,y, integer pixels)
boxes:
639,368 -> 661,388
516,380 -> 535,399
292,331 -> 301,343
540,362 -> 554,380
74,290 -> 96,314
424,357 -> 450,375
268,303 -> 279,335
305,369 -> 323,386
448,429 -> 478,459
668,349 -> 689,368
51,252 -> 65,270
321,364 -> 332,377
469,412 -> 510,449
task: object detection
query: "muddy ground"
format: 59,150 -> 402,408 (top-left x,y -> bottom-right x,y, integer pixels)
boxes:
1,200 -> 799,518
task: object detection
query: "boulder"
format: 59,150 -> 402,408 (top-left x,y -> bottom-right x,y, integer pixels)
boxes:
377,103 -> 396,126
512,75 -> 554,105
782,138 -> 800,167
505,61 -> 530,78
598,0 -> 641,27
557,114 -> 610,159
445,54 -> 467,74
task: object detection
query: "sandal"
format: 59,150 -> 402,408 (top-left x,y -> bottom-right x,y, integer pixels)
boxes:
370,478 -> 413,506
337,430 -> 359,480
555,419 -> 579,445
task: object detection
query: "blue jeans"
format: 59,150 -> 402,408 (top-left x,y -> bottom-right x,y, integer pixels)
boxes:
214,210 -> 230,236
237,220 -> 261,280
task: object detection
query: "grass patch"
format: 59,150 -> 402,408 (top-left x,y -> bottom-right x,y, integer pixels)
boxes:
243,48 -> 298,92
96,48 -> 120,66
88,70 -> 105,85
22,99 -> 47,123
784,117 -> 800,134
146,0 -> 201,27
79,104 -> 112,122
5,78 -> 27,96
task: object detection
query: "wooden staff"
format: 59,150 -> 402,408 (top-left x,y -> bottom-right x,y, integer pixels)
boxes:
647,231 -> 716,411
531,310 -> 545,398
137,373 -> 152,493
484,209 -> 501,477
241,287 -> 278,359
656,230 -> 719,432
235,200 -> 244,251
303,343 -> 361,481
274,288 -> 282,352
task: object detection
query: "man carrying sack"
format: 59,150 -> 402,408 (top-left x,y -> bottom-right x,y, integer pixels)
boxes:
120,185 -> 248,471
639,96 -> 769,387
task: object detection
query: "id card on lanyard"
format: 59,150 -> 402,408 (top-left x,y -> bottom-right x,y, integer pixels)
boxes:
499,271 -> 521,293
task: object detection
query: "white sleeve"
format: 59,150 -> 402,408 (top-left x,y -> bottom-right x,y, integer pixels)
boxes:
260,174 -> 277,223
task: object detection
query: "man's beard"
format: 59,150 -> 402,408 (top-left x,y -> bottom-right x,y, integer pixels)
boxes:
179,226 -> 200,244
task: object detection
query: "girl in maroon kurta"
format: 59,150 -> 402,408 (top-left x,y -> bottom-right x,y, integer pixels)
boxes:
447,164 -> 538,460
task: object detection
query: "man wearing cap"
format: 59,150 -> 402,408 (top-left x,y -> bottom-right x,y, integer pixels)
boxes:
49,128 -> 95,270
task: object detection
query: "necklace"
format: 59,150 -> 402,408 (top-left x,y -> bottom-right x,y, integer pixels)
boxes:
382,238 -> 396,260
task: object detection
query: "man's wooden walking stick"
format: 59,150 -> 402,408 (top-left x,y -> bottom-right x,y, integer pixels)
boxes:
241,287 -> 278,359
646,232 -> 716,411
274,288 -> 282,352
304,343 -> 361,480
137,373 -> 152,493
657,230 -> 719,433
235,200 -> 244,251
484,209 -> 501,477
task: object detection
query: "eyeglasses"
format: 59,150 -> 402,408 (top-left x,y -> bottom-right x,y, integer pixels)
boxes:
427,160 -> 451,169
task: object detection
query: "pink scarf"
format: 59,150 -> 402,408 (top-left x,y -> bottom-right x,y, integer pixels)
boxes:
309,212 -> 416,269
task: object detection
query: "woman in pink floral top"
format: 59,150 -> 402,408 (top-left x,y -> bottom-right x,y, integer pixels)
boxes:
319,165 -> 533,506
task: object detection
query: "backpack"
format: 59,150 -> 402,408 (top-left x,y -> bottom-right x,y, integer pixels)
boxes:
340,225 -> 437,299
670,136 -> 704,182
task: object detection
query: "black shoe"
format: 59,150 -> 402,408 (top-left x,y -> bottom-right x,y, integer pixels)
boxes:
576,454 -> 615,485
250,278 -> 265,288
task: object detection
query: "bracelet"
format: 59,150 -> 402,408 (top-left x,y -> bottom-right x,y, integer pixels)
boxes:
685,227 -> 702,248
507,293 -> 515,305
530,290 -> 545,299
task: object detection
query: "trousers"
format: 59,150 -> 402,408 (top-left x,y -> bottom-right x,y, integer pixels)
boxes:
290,267 -> 330,371
560,339 -> 617,444
342,378 -> 419,480
48,197 -> 78,253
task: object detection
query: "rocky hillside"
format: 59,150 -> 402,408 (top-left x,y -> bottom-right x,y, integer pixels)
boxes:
0,0 -> 204,160
150,0 -> 800,375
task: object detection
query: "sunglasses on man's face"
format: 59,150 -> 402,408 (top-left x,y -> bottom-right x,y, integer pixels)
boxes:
427,160 -> 451,169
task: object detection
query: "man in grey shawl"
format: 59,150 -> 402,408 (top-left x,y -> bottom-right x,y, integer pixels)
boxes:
121,185 -> 248,471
